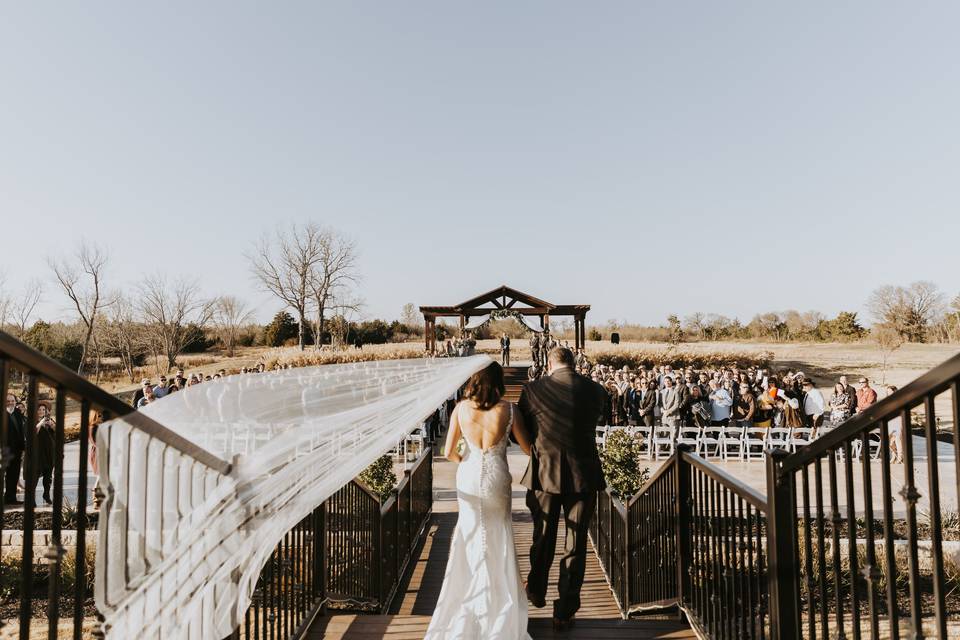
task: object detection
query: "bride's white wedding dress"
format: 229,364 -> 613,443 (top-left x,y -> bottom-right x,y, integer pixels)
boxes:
425,404 -> 532,639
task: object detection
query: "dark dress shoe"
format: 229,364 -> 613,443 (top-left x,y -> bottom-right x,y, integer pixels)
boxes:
42,494 -> 52,505
552,616 -> 576,632
523,581 -> 546,608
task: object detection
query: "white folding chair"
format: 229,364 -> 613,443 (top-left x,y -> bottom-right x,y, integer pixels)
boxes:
721,426 -> 746,461
406,433 -> 425,459
595,425 -> 608,450
743,427 -> 767,460
865,431 -> 883,460
633,426 -> 653,460
699,427 -> 723,459
787,427 -> 814,453
652,427 -> 675,459
676,426 -> 701,454
765,427 -> 792,453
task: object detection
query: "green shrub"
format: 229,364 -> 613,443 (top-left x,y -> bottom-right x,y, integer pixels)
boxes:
600,430 -> 650,498
263,311 -> 299,347
61,546 -> 96,595
23,321 -> 85,370
588,328 -> 602,342
358,455 -> 398,501
0,551 -> 20,599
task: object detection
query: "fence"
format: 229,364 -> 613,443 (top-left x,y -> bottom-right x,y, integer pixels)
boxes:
773,353 -> 960,640
0,330 -> 228,640
590,445 -> 771,638
590,351 -> 960,639
230,447 -> 433,639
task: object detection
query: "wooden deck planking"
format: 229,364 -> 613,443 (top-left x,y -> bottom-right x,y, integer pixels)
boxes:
308,509 -> 693,638
308,615 -> 696,639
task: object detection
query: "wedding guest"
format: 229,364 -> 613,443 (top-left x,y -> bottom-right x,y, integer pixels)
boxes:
801,379 -> 825,430
708,380 -> 733,426
856,377 -> 877,413
639,379 -> 658,427
732,383 -> 756,428
153,376 -> 170,399
625,381 -> 642,426
689,386 -> 711,428
132,379 -> 151,408
839,376 -> 858,414
31,402 -> 56,505
661,376 -> 681,428
4,393 -> 25,505
829,383 -> 852,426
885,385 -> 904,463
89,412 -> 102,508
137,386 -> 156,408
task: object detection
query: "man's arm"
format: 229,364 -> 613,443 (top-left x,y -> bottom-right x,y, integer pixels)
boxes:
515,385 -> 537,441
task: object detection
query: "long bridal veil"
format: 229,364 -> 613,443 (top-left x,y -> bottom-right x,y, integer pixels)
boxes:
95,355 -> 490,640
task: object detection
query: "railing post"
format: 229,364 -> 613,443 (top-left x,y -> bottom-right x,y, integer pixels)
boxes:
766,450 -> 801,640
675,446 -> 693,620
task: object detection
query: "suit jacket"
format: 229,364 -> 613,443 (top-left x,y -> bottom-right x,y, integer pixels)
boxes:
661,387 -> 681,417
5,409 -> 25,455
518,368 -> 607,495
639,389 -> 657,416
500,337 -> 511,349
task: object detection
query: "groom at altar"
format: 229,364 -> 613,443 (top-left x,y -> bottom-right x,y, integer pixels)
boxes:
516,346 -> 607,631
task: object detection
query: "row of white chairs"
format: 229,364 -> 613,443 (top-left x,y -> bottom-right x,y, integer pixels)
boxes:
595,424 -> 881,462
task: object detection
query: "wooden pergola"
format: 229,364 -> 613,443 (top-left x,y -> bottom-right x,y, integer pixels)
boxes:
419,285 -> 590,353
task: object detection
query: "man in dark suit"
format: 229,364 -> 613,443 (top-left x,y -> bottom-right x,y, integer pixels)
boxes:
517,346 -> 606,630
500,333 -> 511,366
4,393 -> 26,505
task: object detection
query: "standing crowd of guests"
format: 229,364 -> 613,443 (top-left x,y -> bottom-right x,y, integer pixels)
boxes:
580,360 -> 903,460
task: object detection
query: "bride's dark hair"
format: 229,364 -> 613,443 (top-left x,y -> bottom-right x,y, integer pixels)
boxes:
463,363 -> 505,410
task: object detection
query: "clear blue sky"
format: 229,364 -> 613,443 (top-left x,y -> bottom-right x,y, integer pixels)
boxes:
3,3 -> 959,326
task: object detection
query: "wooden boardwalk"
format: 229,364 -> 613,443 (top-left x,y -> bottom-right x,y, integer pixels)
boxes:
308,372 -> 693,638
308,511 -> 694,639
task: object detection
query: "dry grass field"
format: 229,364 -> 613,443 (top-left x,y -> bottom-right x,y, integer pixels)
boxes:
106,339 -> 960,397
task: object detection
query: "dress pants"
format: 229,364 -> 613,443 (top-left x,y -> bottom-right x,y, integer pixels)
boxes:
4,452 -> 22,501
526,489 -> 597,620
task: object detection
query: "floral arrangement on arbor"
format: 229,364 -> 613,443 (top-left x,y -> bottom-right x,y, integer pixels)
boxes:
600,430 -> 651,498
489,309 -> 526,323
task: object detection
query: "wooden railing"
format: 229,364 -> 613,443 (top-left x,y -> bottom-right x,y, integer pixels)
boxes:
590,446 -> 771,638
0,330 -> 437,640
229,447 -> 434,639
0,330 -> 228,640
592,351 -> 960,639
773,352 -> 960,640
324,448 -> 434,614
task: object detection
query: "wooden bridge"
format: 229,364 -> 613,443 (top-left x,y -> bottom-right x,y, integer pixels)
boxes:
308,467 -> 694,639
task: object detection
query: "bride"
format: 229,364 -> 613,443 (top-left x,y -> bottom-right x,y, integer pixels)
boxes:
425,362 -> 533,639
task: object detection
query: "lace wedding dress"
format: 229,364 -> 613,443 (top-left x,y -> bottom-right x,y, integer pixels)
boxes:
425,404 -> 532,639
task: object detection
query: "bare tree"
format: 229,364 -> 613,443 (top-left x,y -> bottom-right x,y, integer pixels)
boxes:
867,281 -> 945,342
308,230 -> 360,348
400,303 -> 419,327
100,293 -> 150,383
139,276 -> 214,372
0,272 -> 12,330
11,279 -> 43,338
213,296 -> 254,357
49,241 -> 110,374
682,313 -> 707,340
872,323 -> 904,384
249,223 -> 327,350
